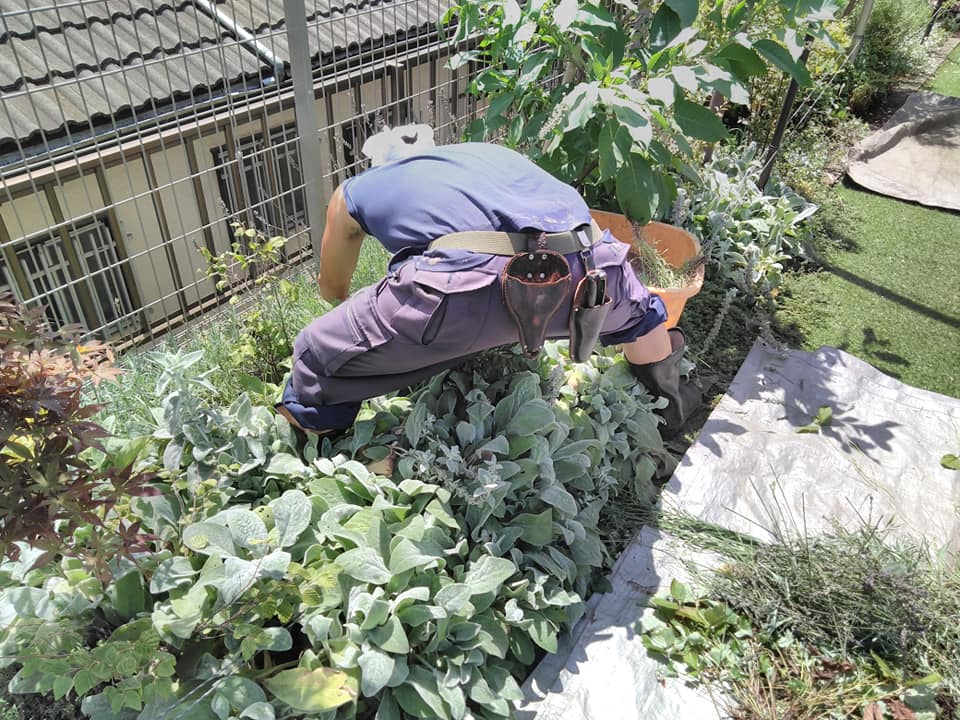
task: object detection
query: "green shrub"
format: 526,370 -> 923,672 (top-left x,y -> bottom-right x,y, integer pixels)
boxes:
671,145 -> 816,298
843,0 -> 936,114
0,296 -> 150,571
0,342 -> 667,720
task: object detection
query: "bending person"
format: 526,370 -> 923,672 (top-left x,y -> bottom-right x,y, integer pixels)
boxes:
276,133 -> 697,438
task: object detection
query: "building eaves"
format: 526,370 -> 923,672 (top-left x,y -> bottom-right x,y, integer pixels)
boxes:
0,0 -> 454,155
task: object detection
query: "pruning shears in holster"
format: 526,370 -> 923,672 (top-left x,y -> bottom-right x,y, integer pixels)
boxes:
500,228 -> 611,361
430,222 -> 611,362
568,228 -> 611,362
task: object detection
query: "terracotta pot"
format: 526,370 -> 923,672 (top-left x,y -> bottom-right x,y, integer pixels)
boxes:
590,209 -> 705,328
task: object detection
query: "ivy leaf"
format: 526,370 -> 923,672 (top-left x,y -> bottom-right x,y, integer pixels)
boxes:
674,97 -> 729,142
263,667 -> 355,712
941,454 -> 960,470
271,490 -> 312,547
463,556 -> 518,595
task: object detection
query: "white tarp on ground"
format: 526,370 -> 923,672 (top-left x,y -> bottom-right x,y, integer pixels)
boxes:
847,90 -> 960,211
519,341 -> 960,720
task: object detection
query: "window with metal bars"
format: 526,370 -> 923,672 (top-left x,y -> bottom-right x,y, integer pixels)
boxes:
213,124 -> 307,238
4,218 -> 137,337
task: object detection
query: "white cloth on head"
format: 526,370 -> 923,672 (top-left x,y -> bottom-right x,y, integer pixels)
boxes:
361,124 -> 436,166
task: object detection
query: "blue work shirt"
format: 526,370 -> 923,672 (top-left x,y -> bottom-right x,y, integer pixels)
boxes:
341,143 -> 592,254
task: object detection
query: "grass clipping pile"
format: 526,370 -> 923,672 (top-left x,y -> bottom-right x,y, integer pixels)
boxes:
642,515 -> 959,720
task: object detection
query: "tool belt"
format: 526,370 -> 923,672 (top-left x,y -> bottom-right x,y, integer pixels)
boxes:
428,222 -> 611,362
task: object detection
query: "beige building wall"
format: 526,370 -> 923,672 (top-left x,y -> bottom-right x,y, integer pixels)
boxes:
104,158 -> 179,326
148,145 -> 215,308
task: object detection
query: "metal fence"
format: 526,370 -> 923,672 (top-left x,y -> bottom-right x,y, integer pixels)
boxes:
0,0 -> 478,346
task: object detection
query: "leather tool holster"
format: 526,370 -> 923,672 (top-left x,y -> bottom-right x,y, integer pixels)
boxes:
501,242 -> 572,358
569,273 -> 611,362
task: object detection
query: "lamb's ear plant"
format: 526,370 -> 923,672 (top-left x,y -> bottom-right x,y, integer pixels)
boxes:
0,342 -> 668,720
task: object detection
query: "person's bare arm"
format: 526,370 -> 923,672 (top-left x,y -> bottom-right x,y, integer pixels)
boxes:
317,186 -> 366,302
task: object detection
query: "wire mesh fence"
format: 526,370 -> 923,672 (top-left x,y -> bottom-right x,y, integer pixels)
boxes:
0,0 -> 478,347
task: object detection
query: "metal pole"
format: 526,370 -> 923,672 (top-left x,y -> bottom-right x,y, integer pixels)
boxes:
758,39 -> 812,189
283,0 -> 325,264
849,0 -> 876,62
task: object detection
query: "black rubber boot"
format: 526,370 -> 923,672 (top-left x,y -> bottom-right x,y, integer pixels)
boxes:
629,328 -> 701,439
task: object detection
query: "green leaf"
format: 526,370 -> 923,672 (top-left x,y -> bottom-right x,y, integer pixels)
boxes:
615,153 -> 659,224
561,83 -> 600,133
394,666 -> 449,720
183,522 -> 236,557
335,547 -> 393,585
714,42 -> 767,79
674,97 -> 728,142
271,490 -> 312,547
264,453 -> 309,477
214,677 -> 267,715
107,570 -> 148,620
554,0 -> 578,31
599,122 -> 626,183
669,579 -> 690,604
664,0 -> 698,26
73,669 -> 98,697
517,52 -> 553,89
239,702 -> 275,720
369,616 -> 410,654
505,399 -> 555,436
463,556 -> 517,595
389,538 -> 444,574
434,583 -> 472,614
753,39 -> 812,86
359,647 -> 396,697
513,509 -> 553,546
527,615 -> 558,653
263,667 -> 355,712
649,5 -> 680,52
150,557 -> 197,593
540,483 -> 578,516
223,508 -> 269,549
942,454 -> 960,470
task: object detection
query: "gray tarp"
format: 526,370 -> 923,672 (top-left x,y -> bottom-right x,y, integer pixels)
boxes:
847,90 -> 960,211
519,340 -> 960,720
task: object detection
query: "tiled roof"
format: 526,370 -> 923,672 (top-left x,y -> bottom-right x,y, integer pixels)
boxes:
0,0 -> 452,149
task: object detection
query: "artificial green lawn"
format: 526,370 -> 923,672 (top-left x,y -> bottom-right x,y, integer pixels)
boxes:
776,185 -> 960,398
926,41 -> 960,97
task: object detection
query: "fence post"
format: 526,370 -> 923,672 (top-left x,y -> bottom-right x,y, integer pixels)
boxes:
283,0 -> 325,264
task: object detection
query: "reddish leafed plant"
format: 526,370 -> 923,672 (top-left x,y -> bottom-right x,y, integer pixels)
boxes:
0,294 -> 149,572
